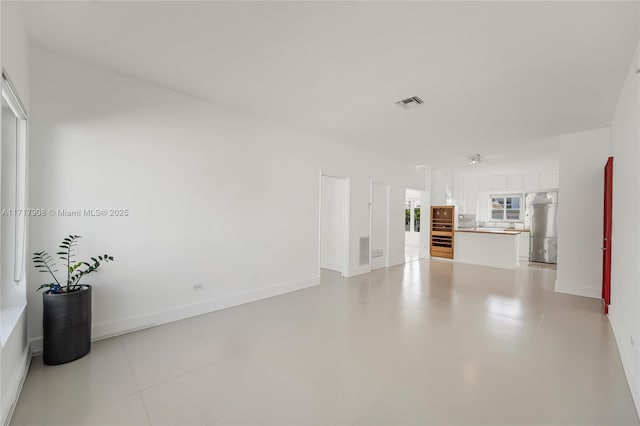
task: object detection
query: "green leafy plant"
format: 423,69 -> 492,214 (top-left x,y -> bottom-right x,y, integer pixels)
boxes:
33,235 -> 114,293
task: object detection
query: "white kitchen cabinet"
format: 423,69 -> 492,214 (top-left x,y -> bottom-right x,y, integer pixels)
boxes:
523,172 -> 539,189
434,168 -> 447,182
455,231 -> 520,270
539,171 -> 559,189
507,174 -> 523,190
492,175 -> 507,191
478,175 -> 492,192
463,177 -> 479,215
433,181 -> 447,205
518,231 -> 530,261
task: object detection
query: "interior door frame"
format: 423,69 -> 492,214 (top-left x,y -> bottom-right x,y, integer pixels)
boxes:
318,172 -> 351,278
405,188 -> 426,262
602,157 -> 613,314
369,181 -> 390,269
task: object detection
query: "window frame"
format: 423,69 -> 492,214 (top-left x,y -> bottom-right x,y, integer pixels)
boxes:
2,69 -> 28,282
489,193 -> 523,221
1,69 -> 28,347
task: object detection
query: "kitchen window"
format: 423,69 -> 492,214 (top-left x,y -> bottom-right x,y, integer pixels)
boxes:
491,194 -> 522,221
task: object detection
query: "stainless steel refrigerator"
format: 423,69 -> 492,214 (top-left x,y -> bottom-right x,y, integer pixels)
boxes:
527,192 -> 558,264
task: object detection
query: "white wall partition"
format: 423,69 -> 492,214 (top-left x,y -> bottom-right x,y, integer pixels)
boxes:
28,47 -> 424,350
609,42 -> 640,416
320,175 -> 348,274
370,182 -> 389,270
556,127 -> 610,298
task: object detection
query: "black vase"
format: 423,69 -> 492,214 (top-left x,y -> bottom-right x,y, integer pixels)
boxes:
42,285 -> 92,365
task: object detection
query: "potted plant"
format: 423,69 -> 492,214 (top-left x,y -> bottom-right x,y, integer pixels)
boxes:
33,235 -> 114,365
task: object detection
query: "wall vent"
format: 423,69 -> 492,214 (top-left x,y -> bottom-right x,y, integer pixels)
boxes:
359,237 -> 370,265
395,96 -> 424,109
372,249 -> 384,258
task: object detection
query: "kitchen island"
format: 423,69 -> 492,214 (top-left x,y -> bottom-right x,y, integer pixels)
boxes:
454,229 -> 521,270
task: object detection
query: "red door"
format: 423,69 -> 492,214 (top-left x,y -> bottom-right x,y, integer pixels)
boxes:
602,157 -> 613,314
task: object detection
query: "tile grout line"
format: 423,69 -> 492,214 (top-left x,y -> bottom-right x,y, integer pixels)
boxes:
119,337 -> 154,426
348,357 -> 420,426
513,292 -> 552,385
131,342 -> 267,394
206,357 -> 325,426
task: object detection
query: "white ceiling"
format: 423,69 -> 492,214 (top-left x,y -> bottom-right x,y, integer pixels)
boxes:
20,1 -> 639,168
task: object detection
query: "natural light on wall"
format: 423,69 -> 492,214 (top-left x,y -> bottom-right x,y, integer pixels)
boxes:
1,70 -> 28,346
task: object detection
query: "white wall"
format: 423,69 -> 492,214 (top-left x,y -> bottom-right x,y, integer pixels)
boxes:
0,2 -> 31,424
320,176 -> 346,273
420,174 -> 431,259
28,47 -> 423,349
371,183 -> 389,270
556,127 -> 610,298
609,42 -> 640,415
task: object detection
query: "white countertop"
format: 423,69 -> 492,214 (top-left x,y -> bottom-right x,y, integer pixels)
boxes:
455,228 -> 522,235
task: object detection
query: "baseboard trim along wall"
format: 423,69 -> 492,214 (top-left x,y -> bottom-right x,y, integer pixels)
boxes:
608,306 -> 640,417
388,258 -> 406,268
345,265 -> 371,278
554,282 -> 601,299
2,347 -> 31,426
30,275 -> 321,354
320,263 -> 342,274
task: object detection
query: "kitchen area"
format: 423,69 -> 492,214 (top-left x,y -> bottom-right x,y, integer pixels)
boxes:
429,168 -> 559,270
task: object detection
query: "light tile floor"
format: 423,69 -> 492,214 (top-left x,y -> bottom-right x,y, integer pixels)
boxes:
11,260 -> 639,426
405,246 -> 420,263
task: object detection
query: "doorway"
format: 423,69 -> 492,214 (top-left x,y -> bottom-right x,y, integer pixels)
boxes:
405,189 -> 423,263
370,182 -> 390,270
319,175 -> 349,276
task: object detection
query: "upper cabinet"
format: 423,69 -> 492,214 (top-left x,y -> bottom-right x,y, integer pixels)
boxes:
461,168 -> 559,217
539,171 -> 559,189
491,175 -> 507,191
478,175 -> 492,192
523,172 -> 539,189
507,174 -> 523,190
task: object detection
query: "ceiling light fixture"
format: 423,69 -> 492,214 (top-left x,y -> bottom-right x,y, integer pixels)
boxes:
468,154 -> 481,165
395,96 -> 424,110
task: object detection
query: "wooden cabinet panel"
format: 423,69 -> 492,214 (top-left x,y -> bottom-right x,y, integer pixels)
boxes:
431,206 -> 455,259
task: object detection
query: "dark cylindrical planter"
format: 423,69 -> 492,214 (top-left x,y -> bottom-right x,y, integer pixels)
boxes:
43,285 -> 92,365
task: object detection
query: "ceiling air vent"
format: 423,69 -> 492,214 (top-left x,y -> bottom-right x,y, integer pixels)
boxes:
395,96 -> 424,110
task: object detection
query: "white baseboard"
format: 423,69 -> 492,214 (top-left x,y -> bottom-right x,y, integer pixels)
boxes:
430,257 -> 454,263
345,265 -> 371,277
388,258 -> 406,268
608,307 -> 640,418
554,282 -> 600,299
2,344 -> 31,426
30,275 -> 320,354
320,262 -> 341,273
